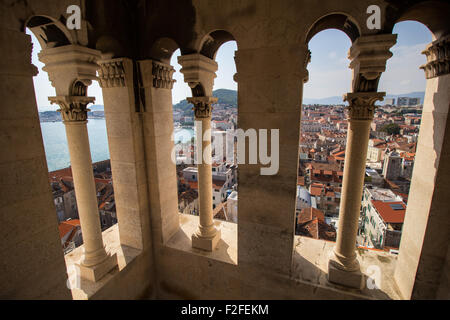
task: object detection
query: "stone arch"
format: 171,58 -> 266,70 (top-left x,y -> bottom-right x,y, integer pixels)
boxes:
199,30 -> 236,60
191,83 -> 205,97
305,13 -> 361,44
392,0 -> 450,40
25,15 -> 73,49
71,80 -> 89,97
149,37 -> 180,64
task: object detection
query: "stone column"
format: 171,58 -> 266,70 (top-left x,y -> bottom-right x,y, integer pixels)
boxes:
178,53 -> 221,251
40,45 -> 117,282
328,34 -> 396,289
189,96 -> 221,251
51,96 -> 117,276
328,92 -> 384,287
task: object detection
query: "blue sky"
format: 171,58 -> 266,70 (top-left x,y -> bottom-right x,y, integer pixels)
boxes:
30,21 -> 432,110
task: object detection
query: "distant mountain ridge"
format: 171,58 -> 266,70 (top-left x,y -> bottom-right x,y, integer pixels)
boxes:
174,89 -> 425,108
39,104 -> 105,122
40,90 -> 425,113
40,90 -> 424,113
89,105 -> 104,111
302,91 -> 425,105
39,104 -> 104,112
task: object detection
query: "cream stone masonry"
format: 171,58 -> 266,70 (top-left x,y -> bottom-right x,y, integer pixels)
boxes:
178,53 -> 218,94
235,45 -> 309,276
189,96 -> 221,251
345,92 -> 386,120
49,95 -> 95,122
348,34 -> 397,93
97,58 -> 127,88
179,54 -> 221,251
97,57 -> 152,252
328,34 -> 396,289
395,35 -> 450,299
139,59 -> 180,247
303,50 -> 312,83
0,28 -> 70,299
3,0 -> 450,301
40,45 -> 118,282
152,61 -> 176,89
39,45 -> 101,96
62,118 -> 118,282
420,35 -> 450,79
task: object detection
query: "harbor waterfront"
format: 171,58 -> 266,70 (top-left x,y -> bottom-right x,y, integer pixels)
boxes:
40,119 -> 194,172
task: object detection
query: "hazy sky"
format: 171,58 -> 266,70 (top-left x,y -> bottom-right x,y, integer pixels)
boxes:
30,21 -> 432,111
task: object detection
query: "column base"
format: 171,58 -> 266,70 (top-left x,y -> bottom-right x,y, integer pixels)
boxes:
78,253 -> 118,282
327,259 -> 364,289
192,229 -> 221,252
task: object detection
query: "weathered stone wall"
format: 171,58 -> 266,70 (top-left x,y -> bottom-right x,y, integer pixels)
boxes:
0,27 -> 70,299
1,0 -> 449,300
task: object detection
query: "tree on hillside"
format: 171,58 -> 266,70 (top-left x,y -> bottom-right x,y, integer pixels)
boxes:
381,123 -> 400,135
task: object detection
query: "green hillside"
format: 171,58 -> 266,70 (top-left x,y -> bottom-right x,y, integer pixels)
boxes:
173,89 -> 237,112
213,89 -> 237,106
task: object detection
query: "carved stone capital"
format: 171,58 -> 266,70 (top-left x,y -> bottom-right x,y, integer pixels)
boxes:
420,35 -> 450,79
39,45 -> 101,96
344,92 -> 385,121
187,96 -> 218,119
49,96 -> 95,122
303,50 -> 311,83
178,53 -> 218,96
97,58 -> 126,88
152,61 -> 176,89
348,34 -> 397,92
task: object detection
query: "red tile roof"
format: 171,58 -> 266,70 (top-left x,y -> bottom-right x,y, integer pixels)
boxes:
372,201 -> 406,224
58,219 -> 81,245
297,208 -> 335,241
325,191 -> 335,197
298,207 -> 325,224
310,186 -> 322,196
212,180 -> 226,190
188,181 -> 198,190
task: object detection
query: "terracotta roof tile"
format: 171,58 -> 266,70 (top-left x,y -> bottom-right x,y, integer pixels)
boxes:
372,201 -> 406,224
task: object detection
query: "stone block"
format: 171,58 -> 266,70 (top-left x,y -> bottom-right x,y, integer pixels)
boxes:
328,261 -> 364,289
192,229 -> 221,252
78,253 -> 118,282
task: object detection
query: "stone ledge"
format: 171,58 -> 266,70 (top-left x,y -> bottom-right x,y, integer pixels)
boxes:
165,214 -> 237,265
64,224 -> 142,300
292,236 -> 403,300
165,215 -> 402,299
